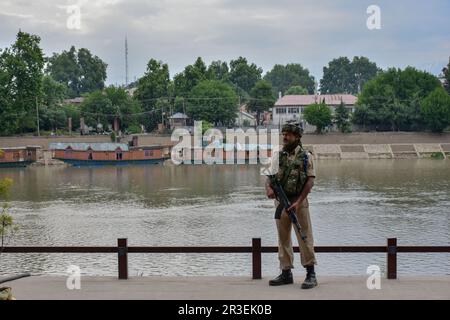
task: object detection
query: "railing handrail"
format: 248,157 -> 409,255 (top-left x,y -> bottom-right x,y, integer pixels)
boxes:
3,245 -> 450,253
2,238 -> 449,280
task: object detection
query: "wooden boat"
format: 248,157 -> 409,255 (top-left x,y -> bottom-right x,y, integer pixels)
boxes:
0,146 -> 40,168
49,142 -> 171,166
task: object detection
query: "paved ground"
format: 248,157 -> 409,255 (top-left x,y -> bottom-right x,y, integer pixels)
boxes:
4,276 -> 450,300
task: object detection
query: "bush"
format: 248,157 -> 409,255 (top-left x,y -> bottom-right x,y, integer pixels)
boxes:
420,87 -> 450,133
304,102 -> 332,134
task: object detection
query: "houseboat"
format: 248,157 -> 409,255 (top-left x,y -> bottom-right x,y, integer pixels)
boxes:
0,146 -> 40,168
49,142 -> 171,166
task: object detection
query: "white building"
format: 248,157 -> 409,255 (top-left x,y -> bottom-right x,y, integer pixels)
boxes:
235,110 -> 256,127
272,94 -> 357,129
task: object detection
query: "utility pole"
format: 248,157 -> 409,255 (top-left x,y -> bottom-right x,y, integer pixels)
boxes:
35,97 -> 40,136
125,36 -> 129,87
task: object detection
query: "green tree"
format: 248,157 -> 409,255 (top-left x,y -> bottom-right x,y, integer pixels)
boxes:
320,56 -> 379,94
264,64 -> 315,96
207,60 -> 229,82
353,67 -> 441,131
248,80 -> 275,125
134,59 -> 171,131
285,85 -> 308,95
420,87 -> 450,133
334,101 -> 351,133
0,177 -> 18,254
81,86 -> 142,132
229,57 -> 262,95
187,80 -> 238,125
443,57 -> 450,95
0,31 -> 45,134
41,75 -> 68,107
304,102 -> 332,134
201,120 -> 213,135
46,46 -> 107,97
0,54 -> 15,135
174,57 -> 208,97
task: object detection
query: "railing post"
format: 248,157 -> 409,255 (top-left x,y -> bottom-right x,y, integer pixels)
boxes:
387,238 -> 397,279
118,238 -> 128,280
252,238 -> 262,279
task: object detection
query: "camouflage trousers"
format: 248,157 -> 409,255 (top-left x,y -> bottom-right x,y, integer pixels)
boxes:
275,199 -> 317,270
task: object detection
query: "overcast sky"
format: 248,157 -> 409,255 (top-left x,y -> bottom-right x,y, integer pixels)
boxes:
1,0 -> 449,86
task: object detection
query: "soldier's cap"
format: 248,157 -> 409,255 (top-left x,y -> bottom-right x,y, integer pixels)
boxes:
281,121 -> 303,137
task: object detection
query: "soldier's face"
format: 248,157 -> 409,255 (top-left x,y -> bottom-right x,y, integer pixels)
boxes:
282,132 -> 297,146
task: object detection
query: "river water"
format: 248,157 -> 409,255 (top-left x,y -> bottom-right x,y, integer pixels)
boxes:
0,160 -> 449,277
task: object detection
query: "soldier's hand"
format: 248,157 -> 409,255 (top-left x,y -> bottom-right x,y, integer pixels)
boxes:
287,200 -> 300,212
266,186 -> 276,199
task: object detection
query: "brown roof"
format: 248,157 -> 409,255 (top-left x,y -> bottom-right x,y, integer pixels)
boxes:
275,94 -> 357,106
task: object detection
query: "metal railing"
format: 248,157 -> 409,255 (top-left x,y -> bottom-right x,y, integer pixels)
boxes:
3,238 -> 449,280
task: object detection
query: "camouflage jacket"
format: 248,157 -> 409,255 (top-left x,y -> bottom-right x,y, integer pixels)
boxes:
276,144 -> 309,197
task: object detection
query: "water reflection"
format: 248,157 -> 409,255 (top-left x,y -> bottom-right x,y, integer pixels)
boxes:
0,160 -> 449,276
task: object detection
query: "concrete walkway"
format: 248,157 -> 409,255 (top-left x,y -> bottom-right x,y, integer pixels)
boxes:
4,275 -> 450,300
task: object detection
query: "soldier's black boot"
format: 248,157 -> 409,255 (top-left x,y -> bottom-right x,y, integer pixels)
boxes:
269,269 -> 293,286
301,265 -> 318,289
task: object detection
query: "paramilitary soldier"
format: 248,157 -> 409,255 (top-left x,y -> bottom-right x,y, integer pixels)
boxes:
265,121 -> 318,289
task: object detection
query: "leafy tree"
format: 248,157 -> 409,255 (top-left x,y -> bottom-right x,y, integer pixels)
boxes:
41,75 -> 68,108
81,86 -> 142,132
264,63 -> 315,96
353,67 -> 441,131
187,80 -> 238,125
229,57 -> 262,94
134,59 -> 171,131
46,46 -> 107,97
174,57 -> 208,97
351,104 -> 373,131
0,56 -> 15,135
201,120 -> 213,135
443,57 -> 450,95
304,102 -> 332,134
207,60 -> 229,82
420,87 -> 450,133
334,101 -> 351,133
0,31 -> 45,134
248,80 -> 275,125
0,177 -> 18,255
320,56 -> 379,94
285,85 -> 308,95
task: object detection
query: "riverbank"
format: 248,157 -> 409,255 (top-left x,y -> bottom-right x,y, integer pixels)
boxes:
6,275 -> 450,300
1,132 -> 449,163
1,132 -> 449,149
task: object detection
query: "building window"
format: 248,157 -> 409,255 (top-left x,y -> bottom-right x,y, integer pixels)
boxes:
276,107 -> 287,114
13,152 -> 20,160
288,107 -> 299,114
145,150 -> 154,157
88,152 -> 93,160
116,152 -> 123,160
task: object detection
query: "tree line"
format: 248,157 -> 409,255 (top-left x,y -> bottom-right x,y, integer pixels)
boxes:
1,30 -> 449,136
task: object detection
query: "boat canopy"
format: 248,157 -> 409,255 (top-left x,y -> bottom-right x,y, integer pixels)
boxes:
49,143 -> 130,152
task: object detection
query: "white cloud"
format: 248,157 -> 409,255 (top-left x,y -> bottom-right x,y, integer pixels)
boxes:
0,0 -> 449,85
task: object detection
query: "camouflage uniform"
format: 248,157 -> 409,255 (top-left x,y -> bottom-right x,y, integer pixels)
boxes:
274,144 -> 317,269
